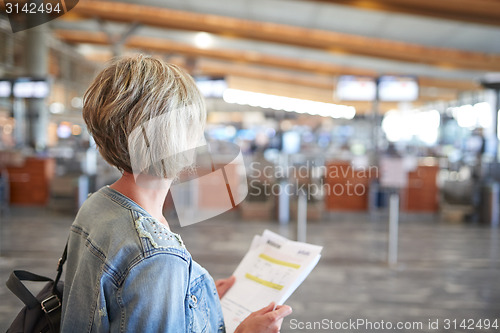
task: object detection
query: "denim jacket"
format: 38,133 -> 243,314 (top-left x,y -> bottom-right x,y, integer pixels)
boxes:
60,186 -> 225,332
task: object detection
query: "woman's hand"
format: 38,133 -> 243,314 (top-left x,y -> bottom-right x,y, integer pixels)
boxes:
235,302 -> 292,333
215,276 -> 236,299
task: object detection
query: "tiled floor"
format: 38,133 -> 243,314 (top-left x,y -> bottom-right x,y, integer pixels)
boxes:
0,206 -> 499,332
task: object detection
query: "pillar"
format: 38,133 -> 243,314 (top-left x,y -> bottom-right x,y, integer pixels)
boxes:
24,19 -> 49,151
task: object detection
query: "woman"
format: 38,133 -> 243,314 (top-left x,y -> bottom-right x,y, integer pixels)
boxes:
60,55 -> 291,332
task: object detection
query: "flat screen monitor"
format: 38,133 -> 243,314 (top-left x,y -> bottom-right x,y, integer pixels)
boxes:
0,80 -> 11,98
378,76 -> 419,102
196,77 -> 227,98
13,78 -> 50,98
481,73 -> 500,89
336,75 -> 376,101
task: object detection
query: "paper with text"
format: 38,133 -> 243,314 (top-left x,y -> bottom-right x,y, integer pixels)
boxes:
221,230 -> 322,333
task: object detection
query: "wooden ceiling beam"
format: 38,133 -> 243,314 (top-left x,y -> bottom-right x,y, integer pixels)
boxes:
306,0 -> 500,27
68,1 -> 500,72
54,30 -> 480,92
197,60 -> 335,90
54,30 -> 375,76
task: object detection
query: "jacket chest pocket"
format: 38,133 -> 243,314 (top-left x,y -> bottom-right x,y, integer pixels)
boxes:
186,281 -> 210,333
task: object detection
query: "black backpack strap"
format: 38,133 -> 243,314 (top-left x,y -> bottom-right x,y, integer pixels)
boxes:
6,270 -> 53,309
52,241 -> 68,296
45,241 -> 68,332
42,294 -> 62,333
5,242 -> 68,333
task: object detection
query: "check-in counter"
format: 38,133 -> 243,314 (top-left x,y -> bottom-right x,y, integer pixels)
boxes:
402,164 -> 439,212
7,157 -> 55,205
324,160 -> 439,213
324,161 -> 373,211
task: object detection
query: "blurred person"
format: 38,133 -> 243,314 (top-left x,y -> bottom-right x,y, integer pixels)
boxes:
60,55 -> 291,333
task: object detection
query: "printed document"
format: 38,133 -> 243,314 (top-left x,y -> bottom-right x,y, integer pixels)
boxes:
221,230 -> 322,333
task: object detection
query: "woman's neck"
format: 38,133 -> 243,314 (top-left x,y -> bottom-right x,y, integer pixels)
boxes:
109,172 -> 172,228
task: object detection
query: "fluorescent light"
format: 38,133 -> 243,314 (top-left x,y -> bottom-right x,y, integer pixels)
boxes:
222,89 -> 356,119
194,32 -> 214,49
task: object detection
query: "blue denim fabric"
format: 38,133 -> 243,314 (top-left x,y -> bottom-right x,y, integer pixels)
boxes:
61,186 -> 225,333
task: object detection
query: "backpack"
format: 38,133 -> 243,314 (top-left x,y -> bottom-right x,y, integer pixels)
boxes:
5,244 -> 67,333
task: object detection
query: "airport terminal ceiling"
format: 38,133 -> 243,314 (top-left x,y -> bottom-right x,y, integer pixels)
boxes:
0,0 -> 499,114
0,0 -> 497,113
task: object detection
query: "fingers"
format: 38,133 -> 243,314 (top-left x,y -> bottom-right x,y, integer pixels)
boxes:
226,275 -> 236,286
268,305 -> 293,321
236,303 -> 292,333
255,302 -> 292,319
263,305 -> 292,333
216,276 -> 236,298
254,302 -> 276,315
216,276 -> 236,287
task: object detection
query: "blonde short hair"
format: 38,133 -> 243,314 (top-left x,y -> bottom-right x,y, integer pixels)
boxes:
83,54 -> 206,179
